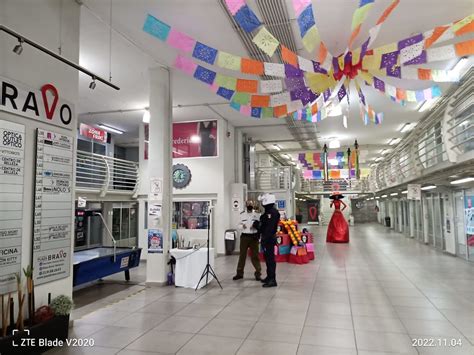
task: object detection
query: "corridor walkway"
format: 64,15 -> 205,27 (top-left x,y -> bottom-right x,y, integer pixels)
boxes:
50,223 -> 474,354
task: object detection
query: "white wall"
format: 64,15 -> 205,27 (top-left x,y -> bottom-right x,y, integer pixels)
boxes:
0,0 -> 80,308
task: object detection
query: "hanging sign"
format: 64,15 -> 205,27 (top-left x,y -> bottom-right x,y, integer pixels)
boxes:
407,184 -> 421,200
32,128 -> 74,285
0,76 -> 75,130
79,123 -> 108,143
0,120 -> 25,294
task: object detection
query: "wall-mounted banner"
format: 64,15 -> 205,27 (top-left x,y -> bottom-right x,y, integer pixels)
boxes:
0,76 -> 75,130
173,120 -> 217,158
79,123 -> 108,143
0,120 -> 25,294
407,184 -> 421,200
33,128 -> 74,285
307,200 -> 320,224
148,229 -> 163,253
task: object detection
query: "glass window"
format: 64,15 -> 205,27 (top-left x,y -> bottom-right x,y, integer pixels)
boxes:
173,201 -> 209,229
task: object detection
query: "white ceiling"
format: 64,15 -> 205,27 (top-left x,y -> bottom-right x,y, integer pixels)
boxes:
77,0 -> 473,154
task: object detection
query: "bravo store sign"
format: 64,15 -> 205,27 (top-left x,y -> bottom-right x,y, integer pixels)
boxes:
0,76 -> 74,130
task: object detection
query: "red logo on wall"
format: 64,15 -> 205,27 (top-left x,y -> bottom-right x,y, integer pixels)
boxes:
40,84 -> 59,120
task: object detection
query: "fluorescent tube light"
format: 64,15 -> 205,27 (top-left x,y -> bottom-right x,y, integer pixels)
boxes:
375,157 -> 383,162
381,194 -> 387,198
375,197 -> 380,199
98,124 -> 123,135
402,190 -> 408,194
421,185 -> 436,190
390,193 -> 399,196
400,123 -> 414,133
273,144 -> 281,151
417,98 -> 439,113
329,140 -> 341,149
450,177 -> 474,185
388,138 -> 401,146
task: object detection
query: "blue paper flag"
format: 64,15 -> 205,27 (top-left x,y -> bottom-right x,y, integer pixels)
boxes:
230,101 -> 241,111
359,0 -> 375,7
297,5 -> 315,37
194,66 -> 216,84
234,5 -> 262,33
143,14 -> 171,41
431,85 -> 442,97
217,87 -> 234,100
192,42 -> 218,65
251,107 -> 262,118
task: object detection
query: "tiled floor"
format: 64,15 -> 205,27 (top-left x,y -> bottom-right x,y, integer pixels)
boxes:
48,223 -> 474,354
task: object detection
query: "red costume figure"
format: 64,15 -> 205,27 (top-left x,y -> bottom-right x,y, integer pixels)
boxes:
326,192 -> 349,243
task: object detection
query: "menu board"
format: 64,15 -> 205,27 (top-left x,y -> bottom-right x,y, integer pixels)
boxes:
0,120 -> 25,294
33,129 -> 74,285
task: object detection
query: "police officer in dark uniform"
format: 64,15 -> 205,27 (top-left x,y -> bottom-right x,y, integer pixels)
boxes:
255,193 -> 280,288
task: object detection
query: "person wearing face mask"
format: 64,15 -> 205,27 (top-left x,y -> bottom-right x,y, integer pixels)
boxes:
233,200 -> 262,281
255,193 -> 280,288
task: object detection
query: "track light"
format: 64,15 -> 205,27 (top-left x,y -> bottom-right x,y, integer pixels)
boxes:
13,38 -> 23,55
89,77 -> 97,90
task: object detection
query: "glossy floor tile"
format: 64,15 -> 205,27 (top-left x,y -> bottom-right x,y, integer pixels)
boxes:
47,223 -> 473,354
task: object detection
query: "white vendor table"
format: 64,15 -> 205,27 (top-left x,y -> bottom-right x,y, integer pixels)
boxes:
170,248 -> 215,289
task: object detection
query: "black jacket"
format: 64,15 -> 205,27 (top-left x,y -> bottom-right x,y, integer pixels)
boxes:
256,204 -> 280,244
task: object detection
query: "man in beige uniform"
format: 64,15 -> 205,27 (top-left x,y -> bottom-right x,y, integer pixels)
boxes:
233,201 -> 262,281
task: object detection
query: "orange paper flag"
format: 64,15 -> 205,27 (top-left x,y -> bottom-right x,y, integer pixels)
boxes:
396,88 -> 407,100
424,26 -> 449,49
236,79 -> 258,93
455,39 -> 474,56
273,105 -> 288,117
281,46 -> 298,67
251,95 -> 270,108
455,20 -> 474,36
417,68 -> 432,80
241,58 -> 264,75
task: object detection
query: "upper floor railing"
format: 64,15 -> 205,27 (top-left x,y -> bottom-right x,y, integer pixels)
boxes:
369,68 -> 473,192
254,166 -> 292,191
76,151 -> 139,197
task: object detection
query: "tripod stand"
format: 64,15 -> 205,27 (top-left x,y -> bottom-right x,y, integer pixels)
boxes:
196,208 -> 223,291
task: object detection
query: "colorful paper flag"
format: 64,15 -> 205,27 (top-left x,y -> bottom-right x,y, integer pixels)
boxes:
143,14 -> 171,41
234,5 -> 262,33
194,66 -> 216,84
167,29 -> 196,52
216,51 -> 241,71
192,42 -> 218,64
252,27 -> 280,56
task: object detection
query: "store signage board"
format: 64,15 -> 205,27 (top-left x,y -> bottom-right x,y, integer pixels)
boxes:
172,120 -> 218,158
407,184 -> 421,200
32,128 -> 74,285
79,123 -> 107,143
0,120 -> 25,294
0,76 -> 75,130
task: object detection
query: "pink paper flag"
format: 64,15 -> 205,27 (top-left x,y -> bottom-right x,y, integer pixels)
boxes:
304,170 -> 312,179
209,83 -> 219,93
167,29 -> 196,53
292,0 -> 311,16
225,0 -> 245,15
423,88 -> 432,100
174,55 -> 197,75
240,105 -> 251,116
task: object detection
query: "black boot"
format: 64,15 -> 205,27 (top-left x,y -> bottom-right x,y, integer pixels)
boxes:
232,274 -> 243,280
260,277 -> 269,283
254,273 -> 262,281
262,280 -> 277,288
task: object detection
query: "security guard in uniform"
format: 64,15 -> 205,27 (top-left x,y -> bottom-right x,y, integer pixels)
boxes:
233,200 -> 262,281
256,193 -> 280,287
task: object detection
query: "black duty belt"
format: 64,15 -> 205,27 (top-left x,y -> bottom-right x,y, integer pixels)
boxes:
241,233 -> 258,237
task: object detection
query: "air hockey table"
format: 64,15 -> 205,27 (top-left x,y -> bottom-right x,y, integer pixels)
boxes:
73,247 -> 142,287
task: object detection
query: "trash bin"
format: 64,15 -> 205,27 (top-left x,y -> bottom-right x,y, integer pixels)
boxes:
385,217 -> 391,227
225,229 -> 237,255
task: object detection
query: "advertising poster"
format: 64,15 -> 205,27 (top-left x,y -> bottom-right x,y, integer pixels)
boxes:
148,229 -> 163,253
32,128 -> 74,285
173,120 -> 217,158
148,203 -> 162,229
465,196 -> 474,247
307,200 -> 320,225
0,120 -> 25,294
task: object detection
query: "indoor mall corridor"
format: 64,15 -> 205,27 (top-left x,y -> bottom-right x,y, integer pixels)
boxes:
48,223 -> 474,355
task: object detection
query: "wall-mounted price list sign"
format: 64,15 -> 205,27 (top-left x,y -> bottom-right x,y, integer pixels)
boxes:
33,128 -> 74,285
0,120 -> 25,294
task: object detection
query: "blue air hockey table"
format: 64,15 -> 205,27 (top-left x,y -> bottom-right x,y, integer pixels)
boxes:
73,247 -> 142,287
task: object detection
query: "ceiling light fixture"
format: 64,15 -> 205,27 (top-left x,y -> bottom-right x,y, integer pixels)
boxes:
272,144 -> 281,151
375,197 -> 380,199
13,38 -> 23,55
89,77 -> 97,90
375,157 -> 383,162
421,185 -> 436,190
390,193 -> 399,196
190,135 -> 201,144
399,123 -> 414,133
388,138 -> 401,146
451,57 -> 468,74
343,115 -> 348,129
381,194 -> 387,198
417,98 -> 439,112
380,149 -> 389,155
329,140 -> 340,149
142,108 -> 150,123
98,124 -> 123,135
401,190 -> 408,194
450,177 -> 474,185
328,104 -> 342,117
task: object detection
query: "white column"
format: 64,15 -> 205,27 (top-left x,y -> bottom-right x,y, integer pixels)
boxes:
146,67 -> 173,284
